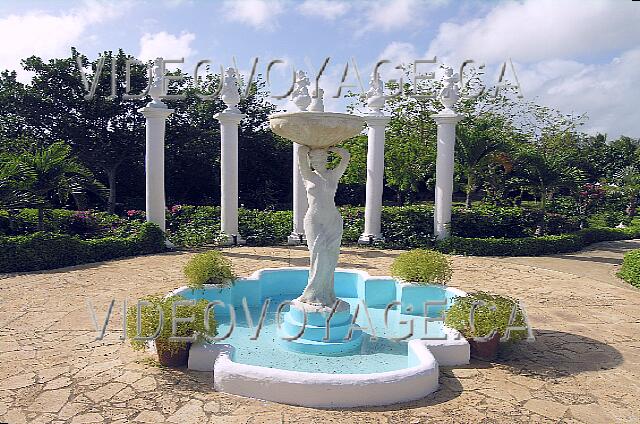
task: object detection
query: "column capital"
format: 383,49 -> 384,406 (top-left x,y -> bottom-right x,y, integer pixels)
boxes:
364,114 -> 391,127
138,105 -> 174,118
215,110 -> 246,125
430,111 -> 462,124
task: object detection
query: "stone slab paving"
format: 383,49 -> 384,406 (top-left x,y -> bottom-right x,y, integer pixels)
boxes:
1,242 -> 639,423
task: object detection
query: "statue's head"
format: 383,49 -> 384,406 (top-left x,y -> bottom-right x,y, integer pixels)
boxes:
308,149 -> 328,171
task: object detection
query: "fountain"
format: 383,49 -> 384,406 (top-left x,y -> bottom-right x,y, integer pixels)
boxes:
269,76 -> 366,355
176,72 -> 470,407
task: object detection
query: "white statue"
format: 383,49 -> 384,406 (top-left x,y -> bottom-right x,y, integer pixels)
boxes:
296,145 -> 350,306
221,67 -> 241,112
291,70 -> 311,111
148,57 -> 166,107
309,88 -> 325,112
439,66 -> 460,113
366,72 -> 385,115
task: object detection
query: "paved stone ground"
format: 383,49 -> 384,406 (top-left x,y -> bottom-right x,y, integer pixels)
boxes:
1,242 -> 639,423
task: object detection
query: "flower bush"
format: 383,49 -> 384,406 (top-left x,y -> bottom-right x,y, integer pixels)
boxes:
391,249 -> 452,285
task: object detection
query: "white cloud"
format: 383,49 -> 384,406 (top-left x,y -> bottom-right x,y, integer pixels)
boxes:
297,0 -> 350,20
378,41 -> 418,67
0,1 -> 127,81
421,0 -> 640,137
362,0 -> 422,32
426,0 -> 640,65
138,31 -> 197,65
518,49 -> 640,138
222,0 -> 285,30
357,0 -> 447,34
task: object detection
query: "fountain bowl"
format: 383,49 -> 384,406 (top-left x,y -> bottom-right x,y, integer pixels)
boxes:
269,111 -> 364,149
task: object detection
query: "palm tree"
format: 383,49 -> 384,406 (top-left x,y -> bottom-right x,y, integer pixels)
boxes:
516,146 -> 585,233
0,154 -> 36,208
456,115 -> 510,208
612,166 -> 640,217
13,142 -> 105,230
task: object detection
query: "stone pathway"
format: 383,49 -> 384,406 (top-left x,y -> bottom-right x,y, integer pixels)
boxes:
1,242 -> 639,423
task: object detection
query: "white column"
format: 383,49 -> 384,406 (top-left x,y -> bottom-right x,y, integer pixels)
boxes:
215,110 -> 246,245
359,115 -> 390,244
286,70 -> 312,246
140,106 -> 173,234
432,113 -> 462,239
288,143 -> 308,245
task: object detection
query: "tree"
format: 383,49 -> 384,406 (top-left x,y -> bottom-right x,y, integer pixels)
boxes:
612,166 -> 640,217
516,143 -> 585,230
456,114 -> 511,208
16,49 -> 148,213
12,142 -> 105,229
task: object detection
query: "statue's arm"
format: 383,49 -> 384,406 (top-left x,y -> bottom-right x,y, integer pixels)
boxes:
297,145 -> 314,180
329,147 -> 350,180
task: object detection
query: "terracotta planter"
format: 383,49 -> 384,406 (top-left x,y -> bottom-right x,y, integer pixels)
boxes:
155,340 -> 190,367
468,331 -> 500,361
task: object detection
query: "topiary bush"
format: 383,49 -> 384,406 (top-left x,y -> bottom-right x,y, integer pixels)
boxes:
183,250 -> 236,290
0,222 -> 165,273
618,249 -> 640,288
391,249 -> 452,285
445,292 -> 528,342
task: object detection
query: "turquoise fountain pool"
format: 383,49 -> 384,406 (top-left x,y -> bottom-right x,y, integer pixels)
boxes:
175,267 -> 465,375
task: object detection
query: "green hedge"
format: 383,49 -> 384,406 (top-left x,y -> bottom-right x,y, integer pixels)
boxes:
0,222 -> 165,273
436,225 -> 640,257
618,250 -> 640,288
166,204 -> 580,248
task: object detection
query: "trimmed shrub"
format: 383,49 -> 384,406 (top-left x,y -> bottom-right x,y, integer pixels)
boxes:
445,292 -> 528,342
618,250 -> 640,288
0,222 -> 165,273
452,206 -> 540,238
391,249 -> 452,285
436,234 -> 584,256
184,250 -> 235,289
381,205 -> 435,247
435,223 -> 640,257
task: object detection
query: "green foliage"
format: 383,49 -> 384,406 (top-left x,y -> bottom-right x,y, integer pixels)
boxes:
126,295 -> 217,353
391,249 -> 452,285
587,211 -> 630,228
611,165 -> 640,217
184,250 -> 235,290
1,208 -> 119,235
618,250 -> 640,288
239,209 -> 291,246
445,292 -> 527,341
0,222 -> 165,273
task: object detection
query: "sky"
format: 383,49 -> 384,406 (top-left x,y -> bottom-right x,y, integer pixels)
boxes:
0,0 -> 639,138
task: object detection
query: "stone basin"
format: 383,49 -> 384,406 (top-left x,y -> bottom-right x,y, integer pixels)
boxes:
269,111 -> 364,149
